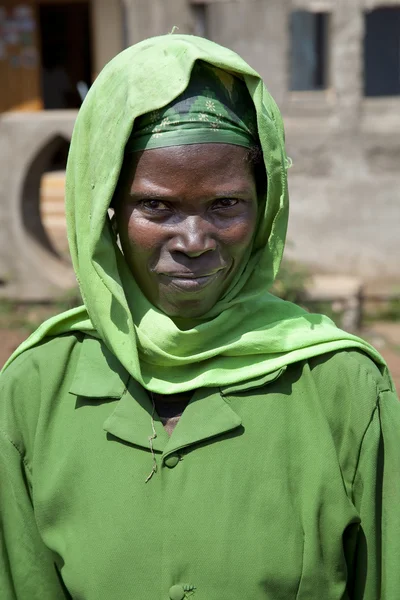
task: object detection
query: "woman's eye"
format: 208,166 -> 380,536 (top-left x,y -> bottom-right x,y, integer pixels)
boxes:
213,198 -> 239,209
141,199 -> 169,211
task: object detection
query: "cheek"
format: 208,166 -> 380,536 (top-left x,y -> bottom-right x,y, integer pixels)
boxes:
219,212 -> 257,255
121,212 -> 160,254
116,208 -> 161,276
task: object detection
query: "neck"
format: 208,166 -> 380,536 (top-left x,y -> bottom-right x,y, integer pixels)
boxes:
152,390 -> 193,404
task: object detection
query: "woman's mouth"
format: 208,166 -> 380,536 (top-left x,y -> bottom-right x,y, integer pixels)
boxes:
158,271 -> 224,291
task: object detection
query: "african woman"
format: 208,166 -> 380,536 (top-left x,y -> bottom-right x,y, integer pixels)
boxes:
1,35 -> 399,600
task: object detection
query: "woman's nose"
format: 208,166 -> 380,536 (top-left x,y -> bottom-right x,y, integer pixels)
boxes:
168,215 -> 217,257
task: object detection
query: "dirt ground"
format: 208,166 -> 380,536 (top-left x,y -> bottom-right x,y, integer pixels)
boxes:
1,312 -> 399,392
363,322 -> 400,392
0,302 -> 62,369
1,329 -> 28,367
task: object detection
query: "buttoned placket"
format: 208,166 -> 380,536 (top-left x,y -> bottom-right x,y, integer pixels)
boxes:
69,334 -> 286,599
101,367 -> 286,598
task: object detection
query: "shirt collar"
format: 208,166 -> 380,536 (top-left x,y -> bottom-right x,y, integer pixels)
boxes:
69,335 -> 130,399
69,335 -> 287,456
69,334 -> 286,400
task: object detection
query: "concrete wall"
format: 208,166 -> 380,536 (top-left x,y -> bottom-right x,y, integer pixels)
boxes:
0,112 -> 76,300
208,0 -> 288,106
122,0 -> 194,42
120,0 -> 400,280
92,0 -> 124,76
1,0 -> 399,300
283,0 -> 400,279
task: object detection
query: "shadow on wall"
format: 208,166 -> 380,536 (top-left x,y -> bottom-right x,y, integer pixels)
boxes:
21,135 -> 70,262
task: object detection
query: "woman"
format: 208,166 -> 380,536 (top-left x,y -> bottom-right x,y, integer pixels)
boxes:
1,35 -> 399,600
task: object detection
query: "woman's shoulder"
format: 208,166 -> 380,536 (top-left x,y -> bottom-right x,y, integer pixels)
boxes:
308,347 -> 393,398
0,332 -> 85,452
304,347 -> 395,427
303,348 -> 395,467
1,331 -> 85,386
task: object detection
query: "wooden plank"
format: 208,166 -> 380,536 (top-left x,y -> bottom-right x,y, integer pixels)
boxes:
40,169 -> 68,258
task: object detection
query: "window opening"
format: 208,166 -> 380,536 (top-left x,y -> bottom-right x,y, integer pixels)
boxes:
290,10 -> 329,91
38,2 -> 93,109
364,7 -> 400,97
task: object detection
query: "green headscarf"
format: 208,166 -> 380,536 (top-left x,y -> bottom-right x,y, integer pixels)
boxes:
2,35 -> 388,391
127,60 -> 258,151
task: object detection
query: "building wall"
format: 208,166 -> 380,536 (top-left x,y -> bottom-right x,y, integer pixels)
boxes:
283,0 -> 400,278
92,0 -> 124,76
208,0 -> 288,106
121,0 -> 193,43
0,111 -> 76,299
0,0 -> 124,112
122,0 -> 400,280
1,0 -> 399,300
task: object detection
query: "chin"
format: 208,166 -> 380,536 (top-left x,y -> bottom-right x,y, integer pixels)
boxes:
158,299 -> 215,320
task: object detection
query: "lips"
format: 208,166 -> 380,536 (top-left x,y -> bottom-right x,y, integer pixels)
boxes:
158,270 -> 224,292
162,272 -> 218,279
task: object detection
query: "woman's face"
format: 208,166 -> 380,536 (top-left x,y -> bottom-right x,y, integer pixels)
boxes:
115,143 -> 258,318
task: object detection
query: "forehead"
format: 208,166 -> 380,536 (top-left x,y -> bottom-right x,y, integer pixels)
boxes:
126,144 -> 256,196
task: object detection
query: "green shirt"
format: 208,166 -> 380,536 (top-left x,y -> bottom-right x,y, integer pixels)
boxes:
1,333 -> 399,599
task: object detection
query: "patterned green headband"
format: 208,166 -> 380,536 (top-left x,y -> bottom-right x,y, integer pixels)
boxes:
126,61 -> 258,153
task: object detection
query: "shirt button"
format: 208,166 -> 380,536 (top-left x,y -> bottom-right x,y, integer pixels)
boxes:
164,454 -> 180,468
169,584 -> 185,600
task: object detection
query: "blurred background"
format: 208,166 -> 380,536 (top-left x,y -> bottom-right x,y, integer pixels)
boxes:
0,0 -> 399,387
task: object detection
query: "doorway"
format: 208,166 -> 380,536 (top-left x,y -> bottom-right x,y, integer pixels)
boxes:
39,2 -> 92,109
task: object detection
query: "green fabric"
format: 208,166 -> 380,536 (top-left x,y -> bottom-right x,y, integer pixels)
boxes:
0,34 -> 389,392
127,60 -> 258,152
1,333 -> 400,598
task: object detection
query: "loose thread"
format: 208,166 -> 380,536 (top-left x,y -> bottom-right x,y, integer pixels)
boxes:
145,393 -> 158,483
169,25 -> 179,34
